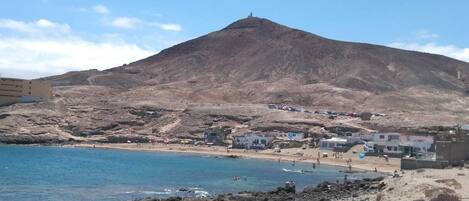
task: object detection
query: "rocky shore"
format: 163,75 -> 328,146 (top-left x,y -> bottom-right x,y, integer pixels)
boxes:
137,168 -> 469,201
137,177 -> 386,201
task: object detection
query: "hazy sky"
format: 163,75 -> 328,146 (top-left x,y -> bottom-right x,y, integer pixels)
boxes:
1,0 -> 468,79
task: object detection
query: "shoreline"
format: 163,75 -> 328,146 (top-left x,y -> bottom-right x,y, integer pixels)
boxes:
69,143 -> 399,173
3,144 -> 466,201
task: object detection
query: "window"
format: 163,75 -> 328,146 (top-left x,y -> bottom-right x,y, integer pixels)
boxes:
388,135 -> 399,141
379,135 -> 385,139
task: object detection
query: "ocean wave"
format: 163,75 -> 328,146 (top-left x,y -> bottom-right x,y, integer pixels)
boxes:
282,168 -> 302,173
124,190 -> 173,195
194,190 -> 209,198
282,168 -> 314,174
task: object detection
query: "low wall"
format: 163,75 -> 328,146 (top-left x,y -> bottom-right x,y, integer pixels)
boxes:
401,158 -> 449,170
365,152 -> 402,158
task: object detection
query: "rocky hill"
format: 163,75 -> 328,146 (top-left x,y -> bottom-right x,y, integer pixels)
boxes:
45,17 -> 469,92
2,17 -> 469,144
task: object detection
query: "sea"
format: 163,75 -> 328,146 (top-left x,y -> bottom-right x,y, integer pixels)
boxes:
0,145 -> 383,201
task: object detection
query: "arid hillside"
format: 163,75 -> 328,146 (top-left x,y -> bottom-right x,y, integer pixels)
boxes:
1,17 -> 469,144
45,17 -> 469,92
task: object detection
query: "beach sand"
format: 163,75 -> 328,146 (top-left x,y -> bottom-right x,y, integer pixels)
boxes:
72,143 -> 400,173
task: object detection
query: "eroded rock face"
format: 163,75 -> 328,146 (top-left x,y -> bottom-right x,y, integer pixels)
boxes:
0,92 -> 464,144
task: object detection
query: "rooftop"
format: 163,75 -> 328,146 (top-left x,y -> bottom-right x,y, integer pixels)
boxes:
321,137 -> 347,143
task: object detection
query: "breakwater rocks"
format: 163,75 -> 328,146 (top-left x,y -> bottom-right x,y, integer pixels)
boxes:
137,177 -> 386,201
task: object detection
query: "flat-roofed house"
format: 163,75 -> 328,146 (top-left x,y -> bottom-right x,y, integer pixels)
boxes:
319,137 -> 347,150
203,127 -> 231,145
365,133 -> 402,155
365,133 -> 434,157
400,135 -> 434,155
0,77 -> 52,106
233,132 -> 275,150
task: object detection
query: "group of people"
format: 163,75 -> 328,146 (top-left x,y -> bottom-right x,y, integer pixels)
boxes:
332,151 -> 344,159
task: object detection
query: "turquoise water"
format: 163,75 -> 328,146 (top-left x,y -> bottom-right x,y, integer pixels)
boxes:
0,145 -> 382,201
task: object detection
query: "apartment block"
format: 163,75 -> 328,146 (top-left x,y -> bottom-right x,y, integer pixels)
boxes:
0,77 -> 52,106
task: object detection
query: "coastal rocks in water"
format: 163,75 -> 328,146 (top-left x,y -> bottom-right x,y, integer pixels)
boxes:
225,155 -> 240,159
136,177 -> 385,201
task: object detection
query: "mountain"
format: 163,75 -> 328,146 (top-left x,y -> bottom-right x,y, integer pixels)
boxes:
2,17 -> 468,144
45,17 -> 469,93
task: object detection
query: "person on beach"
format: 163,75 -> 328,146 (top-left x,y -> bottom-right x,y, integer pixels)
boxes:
292,160 -> 296,166
348,164 -> 352,172
278,157 -> 281,163
344,174 -> 348,183
374,167 -> 378,172
312,163 -> 316,169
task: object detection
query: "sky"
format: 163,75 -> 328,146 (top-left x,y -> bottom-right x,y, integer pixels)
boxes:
1,0 -> 469,79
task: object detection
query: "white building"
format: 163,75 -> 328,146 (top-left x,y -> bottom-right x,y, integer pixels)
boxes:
320,137 -> 347,150
233,132 -> 275,150
365,133 -> 434,155
400,135 -> 434,153
287,132 -> 304,141
344,132 -> 365,144
365,133 -> 402,154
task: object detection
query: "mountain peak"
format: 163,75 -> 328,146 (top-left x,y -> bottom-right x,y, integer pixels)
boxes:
223,17 -> 286,31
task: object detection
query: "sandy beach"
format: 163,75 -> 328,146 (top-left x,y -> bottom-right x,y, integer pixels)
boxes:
72,143 -> 400,173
